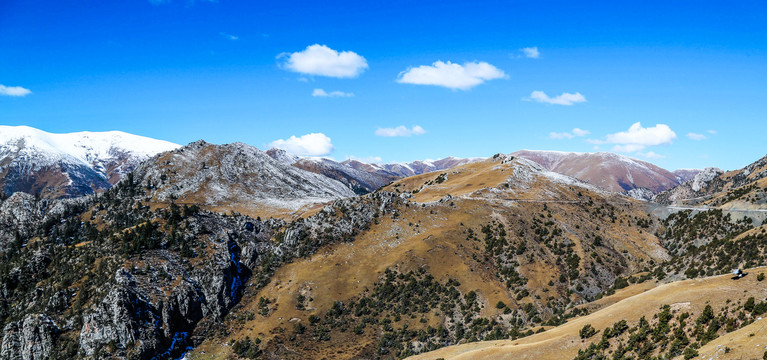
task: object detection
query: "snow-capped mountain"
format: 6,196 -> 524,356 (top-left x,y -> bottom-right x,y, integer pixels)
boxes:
265,148 -> 300,165
292,157 -> 393,195
133,141 -> 356,216
265,148 -> 483,195
342,156 -> 484,178
511,150 -> 680,194
265,149 -> 396,194
0,125 -> 180,198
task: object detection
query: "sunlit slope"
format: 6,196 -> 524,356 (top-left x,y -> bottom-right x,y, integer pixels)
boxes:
410,268 -> 767,360
189,154 -> 669,359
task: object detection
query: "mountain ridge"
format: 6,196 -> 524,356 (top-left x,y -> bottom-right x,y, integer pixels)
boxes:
511,149 -> 681,196
0,125 -> 180,198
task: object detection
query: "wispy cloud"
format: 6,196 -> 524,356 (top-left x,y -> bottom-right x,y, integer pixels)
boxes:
220,32 -> 238,41
549,128 -> 590,139
686,132 -> 707,141
638,151 -> 665,159
375,125 -> 426,137
519,47 -> 540,59
589,122 -> 677,153
268,133 -> 334,156
0,85 -> 32,97
526,91 -> 586,105
396,61 -> 506,90
312,89 -> 354,98
278,44 -> 368,78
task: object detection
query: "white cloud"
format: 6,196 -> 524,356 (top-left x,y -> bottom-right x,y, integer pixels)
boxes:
606,122 -> 676,146
220,32 -> 238,40
638,151 -> 665,159
572,128 -> 590,136
375,125 -> 426,137
590,122 -> 676,153
312,89 -> 354,98
268,133 -> 334,156
526,91 -> 586,105
520,47 -> 540,59
278,44 -> 368,78
707,130 -> 717,135
549,128 -> 590,139
686,132 -> 707,141
549,132 -> 574,140
396,61 -> 506,90
0,85 -> 32,97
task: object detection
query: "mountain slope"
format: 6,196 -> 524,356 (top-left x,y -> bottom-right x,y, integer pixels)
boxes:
411,266 -> 767,360
132,141 -> 356,217
656,154 -> 767,209
265,149 -> 482,195
0,125 -> 179,198
291,157 -> 392,195
512,150 -> 679,195
190,153 -> 669,359
672,169 -> 701,183
342,156 -> 484,179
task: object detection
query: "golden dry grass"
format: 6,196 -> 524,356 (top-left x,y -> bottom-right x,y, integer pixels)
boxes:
409,267 -> 767,360
188,157 -> 670,359
191,197 -> 519,359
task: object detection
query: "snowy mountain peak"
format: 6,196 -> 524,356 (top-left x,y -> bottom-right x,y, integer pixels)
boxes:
0,125 -> 179,167
0,125 -> 180,198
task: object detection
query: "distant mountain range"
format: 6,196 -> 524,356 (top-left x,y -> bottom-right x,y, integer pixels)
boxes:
0,125 -> 179,198
2,125 -> 767,360
267,150 -> 484,195
512,150 -> 698,198
656,153 -> 767,207
0,126 -> 703,202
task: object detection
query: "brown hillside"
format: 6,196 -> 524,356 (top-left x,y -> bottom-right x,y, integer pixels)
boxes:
410,267 -> 767,360
188,154 -> 668,359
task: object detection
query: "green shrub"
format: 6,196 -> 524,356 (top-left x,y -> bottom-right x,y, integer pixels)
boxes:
580,324 -> 597,339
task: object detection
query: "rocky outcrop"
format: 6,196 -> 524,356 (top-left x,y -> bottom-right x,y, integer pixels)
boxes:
131,141 -> 356,212
654,167 -> 725,205
727,154 -> 767,188
673,169 -> 701,183
1,314 -> 58,360
71,191 -> 402,358
277,191 -> 401,258
0,193 -> 44,251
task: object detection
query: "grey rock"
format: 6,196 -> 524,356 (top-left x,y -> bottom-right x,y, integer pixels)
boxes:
1,314 -> 58,360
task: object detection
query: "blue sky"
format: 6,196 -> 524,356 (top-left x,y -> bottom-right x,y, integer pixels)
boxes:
1,1 -> 766,170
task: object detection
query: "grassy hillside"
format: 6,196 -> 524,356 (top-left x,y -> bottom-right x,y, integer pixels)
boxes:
188,155 -> 670,359
410,266 -> 767,360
